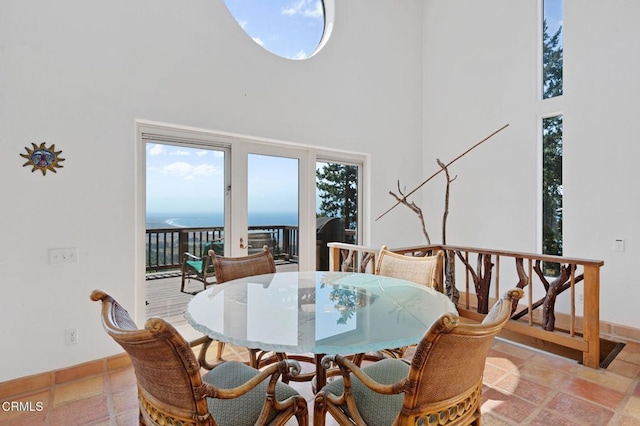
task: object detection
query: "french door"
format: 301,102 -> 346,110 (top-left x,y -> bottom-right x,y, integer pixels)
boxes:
138,122 -> 362,332
228,141 -> 312,270
140,124 -> 313,278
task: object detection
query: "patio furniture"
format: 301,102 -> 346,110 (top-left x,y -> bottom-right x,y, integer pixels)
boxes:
90,289 -> 308,426
198,246 -> 277,368
313,288 -> 524,426
181,239 -> 224,295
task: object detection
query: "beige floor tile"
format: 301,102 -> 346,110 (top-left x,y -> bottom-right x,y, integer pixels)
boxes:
623,396 -> 640,419
607,358 -> 640,379
576,368 -> 635,393
52,376 -> 105,407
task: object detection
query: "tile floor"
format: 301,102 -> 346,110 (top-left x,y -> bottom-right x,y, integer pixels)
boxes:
1,338 -> 640,425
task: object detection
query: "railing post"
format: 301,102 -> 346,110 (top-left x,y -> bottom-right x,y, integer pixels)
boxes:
178,230 -> 189,263
283,227 -> 290,258
582,264 -> 601,369
328,244 -> 340,272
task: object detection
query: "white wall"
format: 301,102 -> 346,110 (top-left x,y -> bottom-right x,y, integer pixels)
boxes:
0,0 -> 424,382
421,0 -> 640,329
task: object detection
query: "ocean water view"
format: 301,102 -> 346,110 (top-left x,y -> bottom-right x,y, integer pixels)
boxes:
146,212 -> 299,229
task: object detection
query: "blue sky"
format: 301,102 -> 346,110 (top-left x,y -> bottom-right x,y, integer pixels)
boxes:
146,144 -> 225,214
224,0 -> 325,59
544,0 -> 563,39
146,144 -> 299,214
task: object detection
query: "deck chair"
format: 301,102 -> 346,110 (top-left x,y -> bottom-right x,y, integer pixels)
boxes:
90,290 -> 308,426
198,247 -> 277,369
314,288 -> 524,426
181,239 -> 224,295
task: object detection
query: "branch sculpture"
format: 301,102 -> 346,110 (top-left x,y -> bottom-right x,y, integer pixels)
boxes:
388,182 -> 431,244
383,124 -> 509,307
377,124 -> 509,221
437,159 -> 459,304
455,251 -> 494,314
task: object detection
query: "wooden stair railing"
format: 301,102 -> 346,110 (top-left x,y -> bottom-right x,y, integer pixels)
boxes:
327,242 -> 604,369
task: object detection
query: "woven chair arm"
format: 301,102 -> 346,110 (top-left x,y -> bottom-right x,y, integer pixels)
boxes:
199,360 -> 302,400
321,354 -> 406,396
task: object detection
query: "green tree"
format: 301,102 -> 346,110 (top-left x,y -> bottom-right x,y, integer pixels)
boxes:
542,116 -> 563,258
542,18 -> 563,275
316,163 -> 358,233
543,19 -> 563,99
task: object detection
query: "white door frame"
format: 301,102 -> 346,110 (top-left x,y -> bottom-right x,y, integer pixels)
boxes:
135,120 -> 326,326
229,141 -> 313,270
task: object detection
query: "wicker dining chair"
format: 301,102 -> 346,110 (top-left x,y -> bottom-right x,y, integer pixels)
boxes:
374,245 -> 446,359
375,245 -> 444,292
197,246 -> 277,368
314,288 -> 524,426
90,290 -> 308,426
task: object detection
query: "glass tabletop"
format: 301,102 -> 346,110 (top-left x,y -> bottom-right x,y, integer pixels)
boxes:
185,271 -> 458,355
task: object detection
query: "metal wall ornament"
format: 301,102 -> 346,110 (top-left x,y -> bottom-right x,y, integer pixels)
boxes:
20,142 -> 65,175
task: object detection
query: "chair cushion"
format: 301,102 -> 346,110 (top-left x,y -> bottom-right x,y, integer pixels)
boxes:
321,358 -> 409,426
185,260 -> 204,274
203,361 -> 300,426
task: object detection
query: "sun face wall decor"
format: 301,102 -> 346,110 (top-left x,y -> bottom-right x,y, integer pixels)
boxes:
20,142 -> 65,175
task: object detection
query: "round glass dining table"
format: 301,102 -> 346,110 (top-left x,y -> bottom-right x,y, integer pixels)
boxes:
185,271 -> 458,389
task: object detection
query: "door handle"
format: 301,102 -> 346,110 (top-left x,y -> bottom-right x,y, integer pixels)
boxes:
240,237 -> 248,249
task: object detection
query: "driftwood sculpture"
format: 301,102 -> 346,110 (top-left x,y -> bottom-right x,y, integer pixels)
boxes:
437,159 -> 460,304
377,124 -> 509,221
383,125 -> 509,305
455,252 -> 494,314
389,182 -> 431,244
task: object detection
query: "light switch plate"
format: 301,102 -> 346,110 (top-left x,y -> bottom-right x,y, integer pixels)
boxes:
49,248 -> 79,264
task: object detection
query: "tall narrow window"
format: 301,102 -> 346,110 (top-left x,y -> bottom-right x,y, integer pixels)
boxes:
542,115 -> 563,275
543,0 -> 563,99
315,161 -> 359,270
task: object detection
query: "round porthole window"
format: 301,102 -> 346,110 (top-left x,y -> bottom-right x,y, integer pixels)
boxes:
223,0 -> 333,60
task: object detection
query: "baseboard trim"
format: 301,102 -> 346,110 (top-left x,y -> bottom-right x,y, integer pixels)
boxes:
0,352 -> 131,399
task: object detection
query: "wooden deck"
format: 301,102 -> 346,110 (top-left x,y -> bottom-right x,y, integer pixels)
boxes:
145,262 -> 299,328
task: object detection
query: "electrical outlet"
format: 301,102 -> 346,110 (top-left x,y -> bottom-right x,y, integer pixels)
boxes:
614,239 -> 625,252
65,328 -> 78,345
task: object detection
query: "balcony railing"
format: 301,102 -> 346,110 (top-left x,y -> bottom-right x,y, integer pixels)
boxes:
328,242 -> 604,369
146,225 -> 299,273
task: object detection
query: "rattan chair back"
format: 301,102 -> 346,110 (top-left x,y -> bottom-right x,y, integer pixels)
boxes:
375,245 -> 444,292
90,290 -> 214,425
405,289 -> 523,424
212,246 -> 276,284
314,288 -> 524,426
